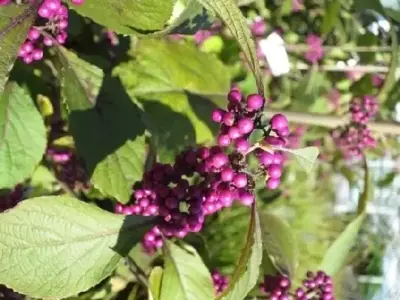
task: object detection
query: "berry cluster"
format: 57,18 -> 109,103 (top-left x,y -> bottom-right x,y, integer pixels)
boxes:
140,226 -> 164,254
332,95 -> 378,157
211,269 -> 229,296
212,90 -> 265,152
18,0 -> 84,64
117,146 -> 255,242
46,148 -> 90,190
0,185 -> 23,213
349,95 -> 378,125
117,88 -> 292,253
212,90 -> 290,190
260,271 -> 334,300
250,17 -> 267,37
304,34 -> 324,64
0,0 -> 11,6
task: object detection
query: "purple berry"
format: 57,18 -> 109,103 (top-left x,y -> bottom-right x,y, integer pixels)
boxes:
270,114 -> 289,131
223,112 -> 235,126
246,94 -> 264,111
237,117 -> 254,134
267,178 -> 280,189
267,164 -> 282,179
218,134 -> 231,147
212,109 -> 224,123
228,126 -> 241,139
28,28 -> 40,41
235,138 -> 250,153
221,168 -> 234,181
212,153 -> 229,169
233,173 -> 247,188
228,89 -> 242,103
259,151 -> 274,166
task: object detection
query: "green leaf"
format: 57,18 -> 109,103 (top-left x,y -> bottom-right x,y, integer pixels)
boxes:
66,0 -> 175,35
277,147 -> 319,174
0,82 -> 46,189
0,196 -> 153,298
354,0 -> 385,14
280,0 -> 293,16
56,47 -> 147,203
377,171 -> 396,187
357,158 -> 372,215
160,241 -> 214,300
259,213 -> 298,278
219,205 -> 262,300
149,266 -> 163,300
194,0 -> 264,95
0,1 -> 39,93
156,0 -> 214,35
378,26 -> 398,103
115,39 -> 229,162
322,0 -> 341,35
319,214 -> 365,276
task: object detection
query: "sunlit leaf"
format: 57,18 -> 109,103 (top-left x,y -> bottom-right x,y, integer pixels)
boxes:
0,196 -> 153,298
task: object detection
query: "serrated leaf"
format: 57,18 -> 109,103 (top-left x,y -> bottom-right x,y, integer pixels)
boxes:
0,82 -> 46,188
115,39 -> 229,162
0,196 -> 153,298
56,47 -> 147,203
0,1 -> 39,93
160,241 -> 214,300
194,0 -> 264,95
277,147 -> 319,174
156,0 -> 214,35
149,266 -> 163,300
259,213 -> 298,278
219,205 -> 262,300
66,0 -> 175,35
319,214 -> 365,276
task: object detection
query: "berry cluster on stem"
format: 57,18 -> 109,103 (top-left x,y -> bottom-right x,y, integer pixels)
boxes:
332,95 -> 378,158
116,87 -> 293,253
46,147 -> 90,191
260,270 -> 334,300
211,269 -> 229,296
17,0 -> 84,64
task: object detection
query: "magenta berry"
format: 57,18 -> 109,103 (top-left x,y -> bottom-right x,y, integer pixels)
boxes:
237,117 -> 254,134
228,89 -> 242,103
212,109 -> 224,122
270,113 -> 289,132
246,94 -> 264,111
267,178 -> 280,189
235,138 -> 250,153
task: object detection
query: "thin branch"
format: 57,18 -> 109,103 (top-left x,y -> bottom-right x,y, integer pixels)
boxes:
291,63 -> 389,73
125,256 -> 149,288
284,44 -> 392,53
264,109 -> 400,135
